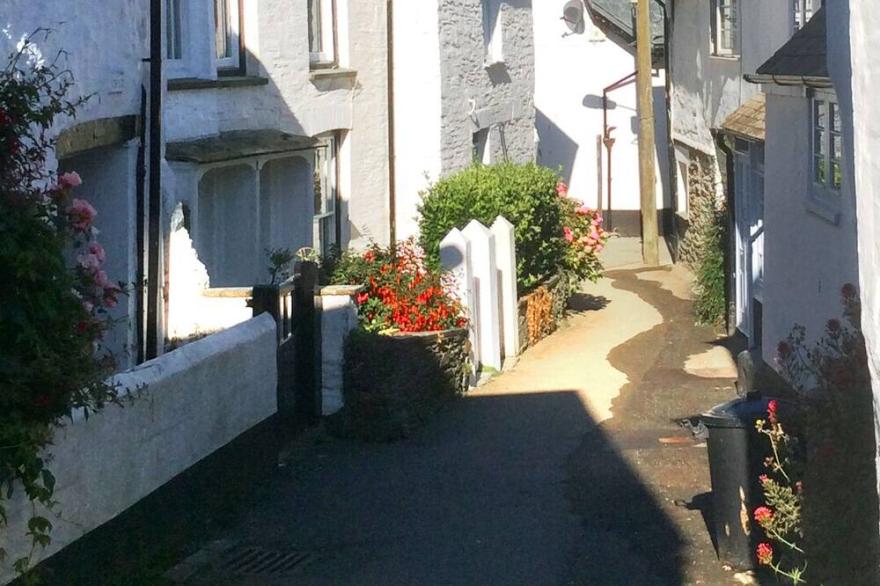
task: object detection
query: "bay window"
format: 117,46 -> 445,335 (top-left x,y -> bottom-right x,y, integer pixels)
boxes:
811,91 -> 842,194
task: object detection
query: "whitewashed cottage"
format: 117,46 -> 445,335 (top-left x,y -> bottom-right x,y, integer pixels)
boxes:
391,0 -> 537,239
534,0 -> 671,237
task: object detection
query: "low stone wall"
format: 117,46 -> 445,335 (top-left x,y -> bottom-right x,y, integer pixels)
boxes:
0,315 -> 278,584
337,328 -> 470,441
517,273 -> 572,353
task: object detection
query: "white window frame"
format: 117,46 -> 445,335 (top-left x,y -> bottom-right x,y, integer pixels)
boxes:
309,0 -> 338,67
711,0 -> 739,57
313,135 -> 339,258
792,0 -> 820,33
215,0 -> 243,74
811,90 -> 842,199
482,0 -> 504,66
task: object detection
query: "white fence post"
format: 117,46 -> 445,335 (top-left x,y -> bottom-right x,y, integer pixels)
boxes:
440,228 -> 479,377
462,220 -> 502,372
491,216 -> 519,361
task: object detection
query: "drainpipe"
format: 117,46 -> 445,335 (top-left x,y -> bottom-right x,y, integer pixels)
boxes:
386,0 -> 397,245
656,0 -> 678,260
716,133 -> 735,334
146,0 -> 162,359
135,87 -> 147,364
602,71 -> 637,232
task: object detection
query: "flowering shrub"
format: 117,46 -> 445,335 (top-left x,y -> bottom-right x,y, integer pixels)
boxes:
753,401 -> 806,584
328,239 -> 467,334
754,284 -> 880,584
556,181 -> 609,283
0,33 -> 120,576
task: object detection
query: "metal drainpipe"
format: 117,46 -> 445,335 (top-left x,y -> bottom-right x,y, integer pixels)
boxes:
656,0 -> 678,260
386,0 -> 397,245
602,71 -> 637,232
146,0 -> 162,359
716,132 -> 736,334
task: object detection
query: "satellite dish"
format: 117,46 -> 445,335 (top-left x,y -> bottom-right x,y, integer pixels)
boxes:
562,1 -> 586,35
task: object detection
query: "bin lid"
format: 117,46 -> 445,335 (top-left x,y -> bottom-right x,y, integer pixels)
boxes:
700,397 -> 775,429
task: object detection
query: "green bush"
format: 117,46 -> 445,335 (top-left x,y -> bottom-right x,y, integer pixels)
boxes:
418,163 -> 567,293
693,215 -> 727,326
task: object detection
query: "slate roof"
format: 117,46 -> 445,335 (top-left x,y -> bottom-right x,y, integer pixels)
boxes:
755,6 -> 827,79
585,0 -> 665,51
721,93 -> 766,142
166,130 -> 318,164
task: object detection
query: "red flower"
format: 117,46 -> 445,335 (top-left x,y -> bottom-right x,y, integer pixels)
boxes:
767,400 -> 778,424
756,542 -> 774,566
759,474 -> 769,485
754,506 -> 773,524
356,292 -> 369,305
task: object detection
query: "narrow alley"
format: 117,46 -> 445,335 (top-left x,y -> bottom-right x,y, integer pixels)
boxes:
155,240 -> 742,585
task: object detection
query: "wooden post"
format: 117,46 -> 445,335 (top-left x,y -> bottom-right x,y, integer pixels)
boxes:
636,0 -> 660,266
294,261 -> 320,423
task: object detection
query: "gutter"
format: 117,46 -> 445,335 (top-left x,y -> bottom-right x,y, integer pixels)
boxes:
744,73 -> 833,88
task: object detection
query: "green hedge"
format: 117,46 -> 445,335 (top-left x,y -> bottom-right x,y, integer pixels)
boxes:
418,163 -> 566,293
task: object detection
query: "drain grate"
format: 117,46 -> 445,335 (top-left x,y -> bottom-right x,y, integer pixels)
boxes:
220,545 -> 312,577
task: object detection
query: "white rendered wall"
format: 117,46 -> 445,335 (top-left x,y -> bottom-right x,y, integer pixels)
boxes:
831,0 -> 880,523
760,86 -> 859,367
0,315 -> 278,584
533,4 -> 667,212
670,0 -> 790,154
392,0 -> 443,239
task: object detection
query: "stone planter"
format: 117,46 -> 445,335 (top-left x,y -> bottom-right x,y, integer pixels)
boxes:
517,272 -> 572,353
336,327 -> 471,441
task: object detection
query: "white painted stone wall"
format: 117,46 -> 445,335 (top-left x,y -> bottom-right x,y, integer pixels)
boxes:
392,0 -> 536,238
760,84 -> 859,366
533,3 -> 668,212
318,286 -> 361,416
829,0 -> 880,525
0,315 -> 278,583
670,0 -> 790,154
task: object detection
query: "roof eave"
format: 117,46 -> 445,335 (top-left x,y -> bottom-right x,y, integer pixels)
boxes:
744,73 -> 833,88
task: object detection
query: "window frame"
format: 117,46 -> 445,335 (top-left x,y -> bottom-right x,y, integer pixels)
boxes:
309,0 -> 338,68
313,134 -> 340,258
792,0 -> 820,33
215,0 -> 245,76
711,0 -> 739,57
482,0 -> 504,66
810,89 -> 842,198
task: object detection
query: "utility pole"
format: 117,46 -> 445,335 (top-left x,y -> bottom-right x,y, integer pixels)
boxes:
635,0 -> 660,266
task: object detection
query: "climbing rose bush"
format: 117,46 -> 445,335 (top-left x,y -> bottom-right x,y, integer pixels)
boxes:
556,181 -> 609,283
0,33 -> 121,576
328,239 -> 467,334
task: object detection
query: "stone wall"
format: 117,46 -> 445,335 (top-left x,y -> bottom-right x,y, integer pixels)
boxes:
338,328 -> 470,441
0,315 -> 278,583
517,273 -> 571,353
677,149 -> 719,268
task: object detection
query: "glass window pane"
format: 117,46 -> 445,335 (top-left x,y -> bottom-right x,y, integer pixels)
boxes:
815,156 -> 826,184
166,0 -> 182,60
832,161 -> 842,189
813,99 -> 826,129
215,0 -> 230,59
814,128 -> 827,156
830,102 -> 841,133
309,0 -> 323,53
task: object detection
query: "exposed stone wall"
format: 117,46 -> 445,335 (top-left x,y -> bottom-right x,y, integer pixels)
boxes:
677,149 -> 719,268
338,328 -> 470,441
437,0 -> 536,173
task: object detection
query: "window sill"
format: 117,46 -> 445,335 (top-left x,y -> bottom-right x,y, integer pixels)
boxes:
804,192 -> 841,226
308,67 -> 358,82
709,54 -> 741,62
167,76 -> 269,92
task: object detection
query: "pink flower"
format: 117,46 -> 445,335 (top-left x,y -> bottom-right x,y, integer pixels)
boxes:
81,300 -> 94,314
59,171 -> 82,189
94,269 -> 113,289
754,506 -> 773,524
576,205 -> 591,216
78,253 -> 102,273
759,474 -> 769,485
556,181 -> 568,197
88,241 -> 106,263
595,243 -> 604,253
756,542 -> 774,566
68,198 -> 97,231
563,226 -> 574,243
590,229 -> 601,241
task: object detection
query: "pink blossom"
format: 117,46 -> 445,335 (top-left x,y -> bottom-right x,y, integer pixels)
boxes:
563,226 -> 574,243
590,229 -> 601,241
81,300 -> 94,314
58,171 -> 82,189
95,270 -> 113,289
576,205 -> 591,216
88,241 -> 106,263
595,243 -> 604,253
78,253 -> 102,273
556,181 -> 568,197
68,198 -> 97,231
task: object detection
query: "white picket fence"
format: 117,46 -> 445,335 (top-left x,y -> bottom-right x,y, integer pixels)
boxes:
440,216 -> 520,377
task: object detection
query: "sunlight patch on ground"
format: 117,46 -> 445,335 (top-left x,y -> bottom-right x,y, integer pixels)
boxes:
684,344 -> 737,379
475,275 -> 662,424
635,266 -> 693,301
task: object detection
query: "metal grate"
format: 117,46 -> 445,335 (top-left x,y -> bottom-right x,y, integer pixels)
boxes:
220,546 -> 312,577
